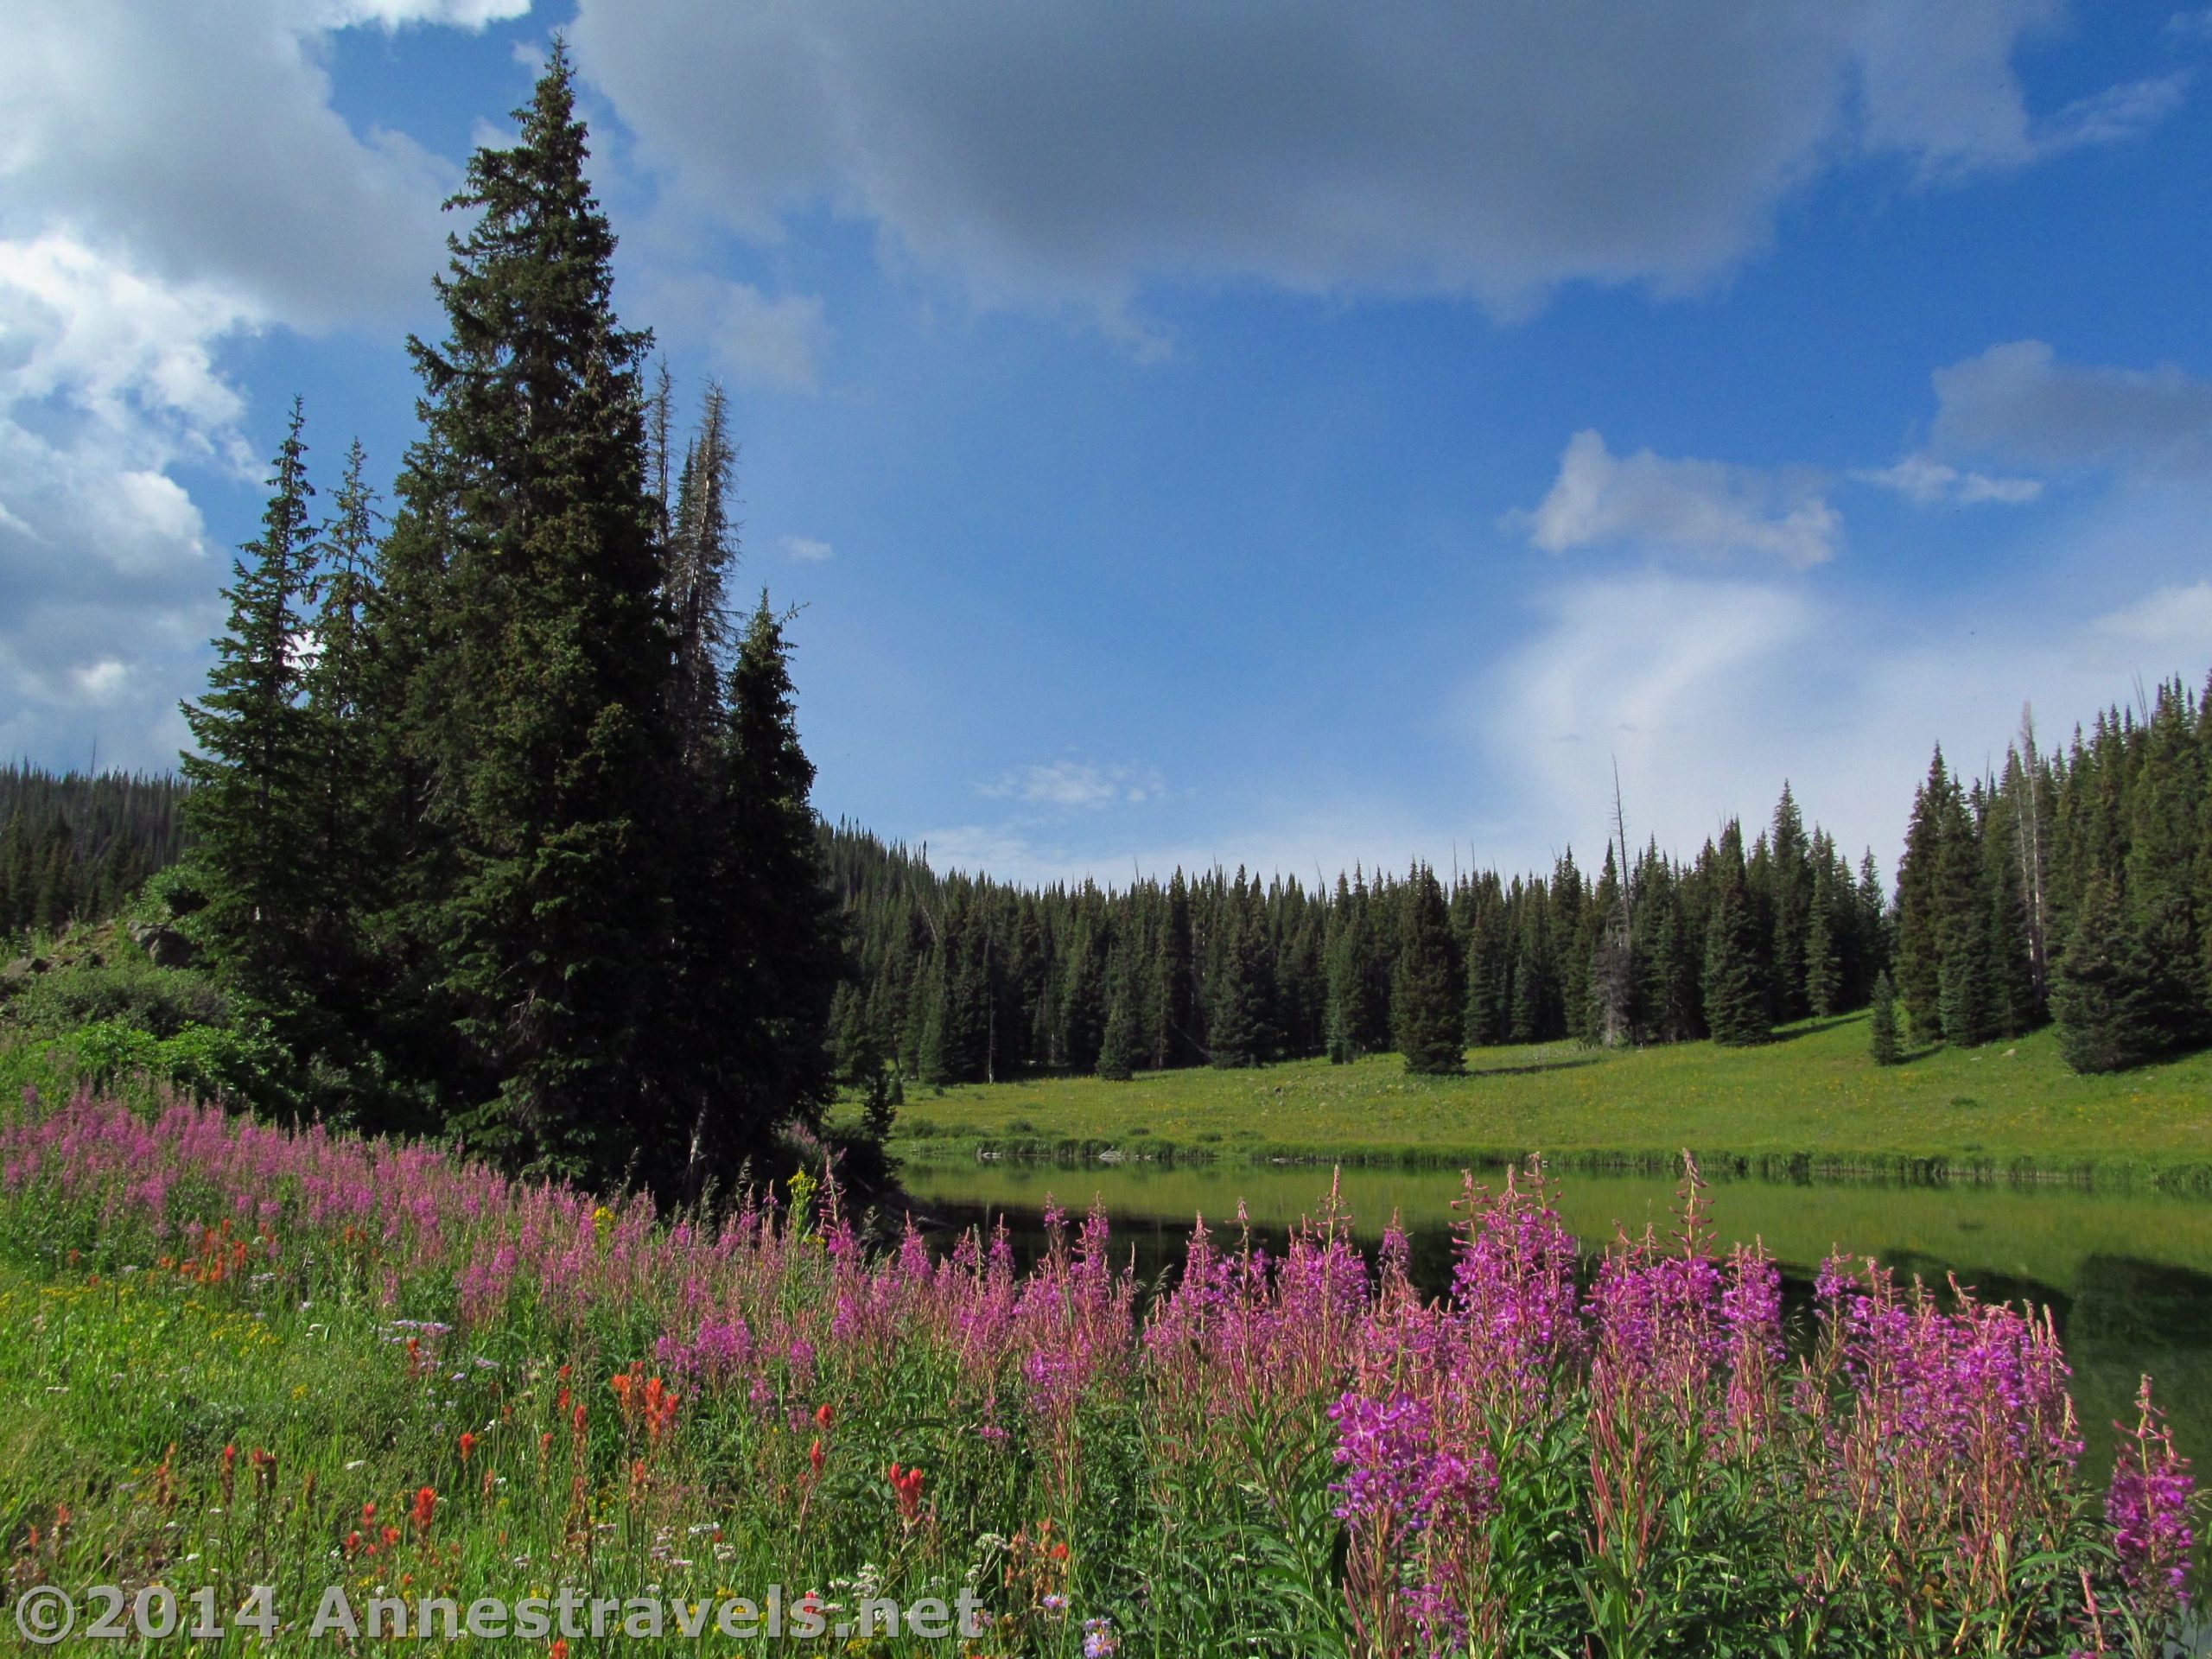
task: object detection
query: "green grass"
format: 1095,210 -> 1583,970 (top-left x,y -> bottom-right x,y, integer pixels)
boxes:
891,1014 -> 2212,1184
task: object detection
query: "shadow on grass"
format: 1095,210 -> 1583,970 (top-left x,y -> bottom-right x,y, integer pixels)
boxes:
1767,1014 -> 1864,1044
1465,1053 -> 1608,1079
1886,1042 -> 1948,1067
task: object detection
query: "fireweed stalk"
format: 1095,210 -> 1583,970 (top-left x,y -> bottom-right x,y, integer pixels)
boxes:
0,1087 -> 2201,1658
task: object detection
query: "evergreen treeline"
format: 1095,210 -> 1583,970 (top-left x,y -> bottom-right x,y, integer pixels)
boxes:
822,780 -> 1893,1086
166,48 -> 842,1193
0,767 -> 188,939
1895,681 -> 2212,1072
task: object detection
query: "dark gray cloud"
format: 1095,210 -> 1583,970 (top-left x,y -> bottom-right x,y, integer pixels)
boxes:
1932,340 -> 2212,474
571,0 -> 2178,324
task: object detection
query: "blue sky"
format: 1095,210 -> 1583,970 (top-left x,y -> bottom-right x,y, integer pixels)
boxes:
4,1 -> 2211,885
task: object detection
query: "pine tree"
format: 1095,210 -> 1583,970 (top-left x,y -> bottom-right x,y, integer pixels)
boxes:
1637,880 -> 1700,1043
1209,896 -> 1273,1069
1868,969 -> 1902,1065
1151,870 -> 1202,1068
385,45 -> 675,1178
1936,785 -> 1994,1046
34,821 -> 75,936
1325,886 -> 1382,1062
1551,850 -> 1593,1042
915,948 -> 955,1086
2125,681 -> 2209,1052
1097,940 -> 1141,1081
1979,801 -> 2039,1039
1702,822 -> 1771,1046
1854,850 -> 1890,1005
1895,749 -> 1953,1037
1392,863 -> 1464,1075
705,596 -> 844,1154
1462,906 -> 1510,1046
0,812 -> 30,937
180,401 -> 320,1016
1804,861 -> 1843,1018
1589,844 -> 1637,1046
1768,783 -> 1813,1020
1058,914 -> 1108,1073
2051,874 -> 2166,1074
298,437 -> 385,1032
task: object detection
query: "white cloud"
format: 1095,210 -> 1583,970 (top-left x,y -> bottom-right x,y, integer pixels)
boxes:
317,0 -> 531,28
982,760 -> 1167,811
0,236 -> 258,771
0,0 -> 469,332
1853,0 -> 2185,178
779,534 -> 835,563
1853,452 -> 2043,505
2033,72 -> 2193,156
912,793 -> 1469,890
2084,580 -> 2212,662
1515,430 -> 1840,567
1478,564 -> 2212,881
570,0 -> 2182,329
1931,340 -> 2212,473
0,237 -> 258,454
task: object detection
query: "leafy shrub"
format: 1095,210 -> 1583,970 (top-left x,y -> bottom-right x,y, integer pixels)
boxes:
59,1020 -> 161,1084
146,863 -> 209,920
16,959 -> 228,1039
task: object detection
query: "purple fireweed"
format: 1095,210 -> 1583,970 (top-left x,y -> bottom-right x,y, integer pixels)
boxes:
2107,1375 -> 2195,1619
2,1092 -> 2190,1646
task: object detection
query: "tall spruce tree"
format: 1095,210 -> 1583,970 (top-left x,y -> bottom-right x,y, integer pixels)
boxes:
1325,885 -> 1383,1062
1097,938 -> 1141,1081
1935,784 -> 1995,1046
180,401 -> 320,1020
1701,822 -> 1771,1046
1804,860 -> 1843,1018
303,438 -> 382,913
1854,850 -> 1890,1005
1392,863 -> 1464,1075
1895,749 -> 1954,1039
1868,970 -> 1902,1065
1150,869 -> 1203,1068
670,595 -> 846,1179
2051,873 -> 2165,1074
1463,905 -> 1510,1046
384,44 -> 675,1178
1209,891 -> 1273,1068
1768,783 -> 1813,1020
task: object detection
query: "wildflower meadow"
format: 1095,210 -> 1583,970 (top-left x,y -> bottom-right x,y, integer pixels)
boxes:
0,1083 -> 2199,1656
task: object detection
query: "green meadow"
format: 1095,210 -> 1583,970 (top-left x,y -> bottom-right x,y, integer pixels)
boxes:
890,1014 -> 2212,1183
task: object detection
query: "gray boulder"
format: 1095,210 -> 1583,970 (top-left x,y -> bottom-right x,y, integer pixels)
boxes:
129,923 -> 199,970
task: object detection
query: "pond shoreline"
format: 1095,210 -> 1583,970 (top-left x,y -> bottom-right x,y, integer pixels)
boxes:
893,1134 -> 2212,1193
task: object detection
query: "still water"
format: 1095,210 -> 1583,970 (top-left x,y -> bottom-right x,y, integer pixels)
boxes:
899,1159 -> 2212,1480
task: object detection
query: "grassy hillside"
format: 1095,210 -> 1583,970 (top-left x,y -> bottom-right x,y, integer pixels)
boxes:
891,1014 -> 2212,1183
